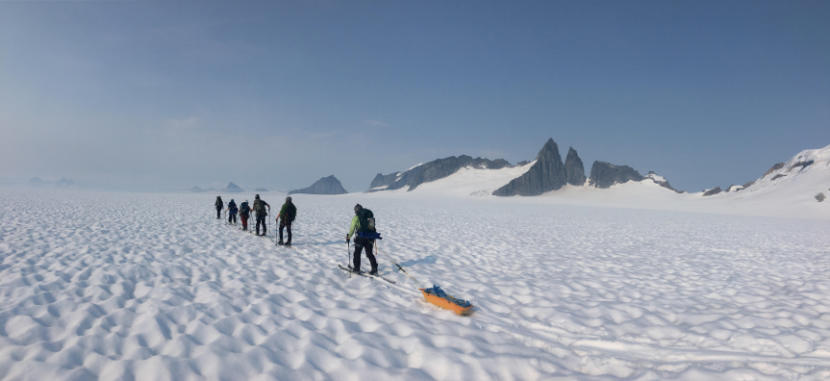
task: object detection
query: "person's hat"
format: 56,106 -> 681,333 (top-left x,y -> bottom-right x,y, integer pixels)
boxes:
354,204 -> 362,212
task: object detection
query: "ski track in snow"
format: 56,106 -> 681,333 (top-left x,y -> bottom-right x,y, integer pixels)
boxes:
1,188 -> 830,380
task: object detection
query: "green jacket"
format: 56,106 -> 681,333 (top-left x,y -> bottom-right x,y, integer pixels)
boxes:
347,209 -> 375,239
346,215 -> 360,240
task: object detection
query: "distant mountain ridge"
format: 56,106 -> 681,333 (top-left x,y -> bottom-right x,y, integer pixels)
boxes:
225,182 -> 243,193
370,155 -> 511,192
29,177 -> 76,188
368,138 -> 678,196
290,175 -> 348,195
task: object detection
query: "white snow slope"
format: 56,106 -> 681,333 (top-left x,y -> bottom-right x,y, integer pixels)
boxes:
2,188 -> 830,380
708,144 -> 830,209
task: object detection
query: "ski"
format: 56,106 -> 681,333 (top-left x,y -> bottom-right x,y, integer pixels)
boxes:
337,264 -> 396,284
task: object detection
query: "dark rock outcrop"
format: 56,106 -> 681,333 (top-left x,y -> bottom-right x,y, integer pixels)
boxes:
564,147 -> 586,186
763,162 -> 785,177
771,174 -> 786,181
703,187 -> 722,196
369,172 -> 400,190
370,155 -> 511,192
790,160 -> 814,171
588,161 -> 644,189
290,175 -> 347,195
225,182 -> 244,193
739,162 -> 785,191
816,193 -> 826,202
493,138 -> 567,196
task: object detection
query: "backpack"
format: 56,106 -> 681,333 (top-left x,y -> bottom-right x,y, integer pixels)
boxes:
283,203 -> 297,222
240,202 -> 250,215
254,200 -> 267,215
356,208 -> 375,233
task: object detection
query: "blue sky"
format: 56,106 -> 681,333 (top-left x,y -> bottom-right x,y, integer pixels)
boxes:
1,1 -> 828,192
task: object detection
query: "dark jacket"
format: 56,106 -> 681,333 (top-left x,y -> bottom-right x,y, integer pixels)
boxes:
279,202 -> 297,222
215,197 -> 223,209
253,199 -> 270,216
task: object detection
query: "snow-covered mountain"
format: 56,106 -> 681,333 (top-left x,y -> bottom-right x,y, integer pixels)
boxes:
369,155 -> 511,192
372,138 -> 678,197
704,144 -> 830,205
365,140 -> 829,218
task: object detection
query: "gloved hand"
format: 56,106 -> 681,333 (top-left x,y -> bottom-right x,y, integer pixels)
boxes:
345,234 -> 350,244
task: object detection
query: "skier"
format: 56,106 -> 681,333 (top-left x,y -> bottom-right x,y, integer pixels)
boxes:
346,204 -> 378,275
253,194 -> 270,236
228,199 -> 238,225
277,196 -> 297,246
214,196 -> 223,219
239,200 -> 251,231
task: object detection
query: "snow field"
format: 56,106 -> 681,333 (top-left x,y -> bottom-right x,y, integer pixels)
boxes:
1,188 -> 830,380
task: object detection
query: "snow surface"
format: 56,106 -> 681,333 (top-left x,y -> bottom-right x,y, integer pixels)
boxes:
2,187 -> 830,380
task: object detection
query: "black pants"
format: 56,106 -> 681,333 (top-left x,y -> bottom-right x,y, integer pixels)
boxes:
279,220 -> 292,244
256,214 -> 267,235
216,208 -> 221,219
353,237 -> 377,273
228,212 -> 236,224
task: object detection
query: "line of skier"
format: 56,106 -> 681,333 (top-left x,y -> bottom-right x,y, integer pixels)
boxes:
213,196 -> 379,275
215,194 -> 295,245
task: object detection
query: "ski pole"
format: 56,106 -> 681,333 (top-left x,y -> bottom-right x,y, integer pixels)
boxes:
386,251 -> 423,285
347,239 -> 352,278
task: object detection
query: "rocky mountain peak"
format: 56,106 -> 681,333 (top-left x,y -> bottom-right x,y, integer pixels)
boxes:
588,161 -> 645,189
493,138 -> 567,196
564,147 -> 586,186
290,175 -> 348,195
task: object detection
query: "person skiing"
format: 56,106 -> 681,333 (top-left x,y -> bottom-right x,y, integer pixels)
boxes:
277,196 -> 297,246
253,194 -> 270,236
228,199 -> 238,225
239,200 -> 251,231
346,204 -> 378,275
215,196 -> 223,219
